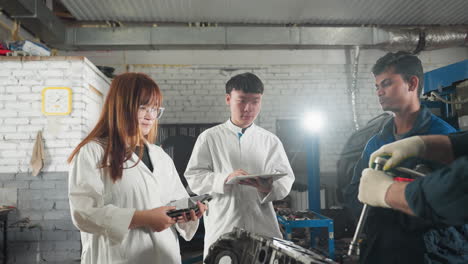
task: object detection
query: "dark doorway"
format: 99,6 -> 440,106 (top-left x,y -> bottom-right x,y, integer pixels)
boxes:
157,123 -> 219,188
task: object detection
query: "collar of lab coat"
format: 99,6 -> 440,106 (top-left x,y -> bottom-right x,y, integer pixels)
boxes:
225,119 -> 255,135
128,142 -> 161,174
129,142 -> 154,163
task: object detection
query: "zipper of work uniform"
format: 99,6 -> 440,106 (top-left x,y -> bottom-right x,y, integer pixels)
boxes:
237,132 -> 247,230
238,132 -> 242,162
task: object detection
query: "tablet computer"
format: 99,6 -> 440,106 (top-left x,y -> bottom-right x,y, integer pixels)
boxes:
166,194 -> 212,218
225,173 -> 288,185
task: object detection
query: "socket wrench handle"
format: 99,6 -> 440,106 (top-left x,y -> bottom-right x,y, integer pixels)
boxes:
347,157 -> 385,256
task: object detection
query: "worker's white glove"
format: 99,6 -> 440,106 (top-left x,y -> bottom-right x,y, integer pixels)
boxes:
358,168 -> 393,208
369,136 -> 426,170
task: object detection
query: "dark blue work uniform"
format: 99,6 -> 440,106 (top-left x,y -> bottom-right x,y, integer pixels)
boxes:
344,106 -> 463,264
405,131 -> 468,263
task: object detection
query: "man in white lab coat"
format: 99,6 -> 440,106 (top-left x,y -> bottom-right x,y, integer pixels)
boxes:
185,72 -> 295,258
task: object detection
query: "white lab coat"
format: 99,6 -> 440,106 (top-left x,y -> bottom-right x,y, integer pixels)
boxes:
69,141 -> 198,264
185,120 -> 295,257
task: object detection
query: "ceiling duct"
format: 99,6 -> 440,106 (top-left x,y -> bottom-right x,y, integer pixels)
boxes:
375,27 -> 468,54
0,2 -> 466,52
62,26 -> 468,51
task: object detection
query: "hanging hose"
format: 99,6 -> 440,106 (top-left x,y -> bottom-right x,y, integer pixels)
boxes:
349,45 -> 361,131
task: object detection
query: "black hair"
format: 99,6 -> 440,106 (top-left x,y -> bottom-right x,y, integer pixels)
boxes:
372,51 -> 424,96
225,72 -> 264,94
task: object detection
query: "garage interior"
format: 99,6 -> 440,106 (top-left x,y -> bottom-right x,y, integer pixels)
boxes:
0,0 -> 467,263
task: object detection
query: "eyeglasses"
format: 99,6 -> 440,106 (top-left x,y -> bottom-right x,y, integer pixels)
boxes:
138,105 -> 165,119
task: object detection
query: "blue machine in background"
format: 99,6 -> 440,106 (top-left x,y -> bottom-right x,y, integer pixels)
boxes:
424,60 -> 468,94
423,60 -> 468,129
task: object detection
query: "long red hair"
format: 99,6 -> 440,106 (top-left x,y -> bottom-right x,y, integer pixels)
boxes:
68,72 -> 163,182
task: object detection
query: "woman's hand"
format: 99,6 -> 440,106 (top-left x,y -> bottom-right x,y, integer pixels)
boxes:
130,206 -> 176,232
175,201 -> 208,223
146,206 -> 178,231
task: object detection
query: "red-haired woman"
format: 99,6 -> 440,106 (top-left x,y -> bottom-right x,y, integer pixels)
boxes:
68,73 -> 206,263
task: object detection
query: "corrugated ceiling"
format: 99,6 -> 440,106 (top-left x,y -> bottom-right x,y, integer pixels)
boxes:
60,0 -> 468,25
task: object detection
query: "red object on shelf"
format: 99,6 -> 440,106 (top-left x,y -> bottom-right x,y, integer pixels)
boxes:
0,42 -> 11,55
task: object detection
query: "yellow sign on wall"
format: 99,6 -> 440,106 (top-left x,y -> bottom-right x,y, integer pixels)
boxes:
41,87 -> 72,115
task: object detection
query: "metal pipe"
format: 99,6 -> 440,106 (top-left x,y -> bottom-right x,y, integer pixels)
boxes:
347,204 -> 368,256
349,45 -> 361,131
306,134 -> 321,213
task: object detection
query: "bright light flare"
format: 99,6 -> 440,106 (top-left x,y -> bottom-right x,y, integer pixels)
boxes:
303,111 -> 324,133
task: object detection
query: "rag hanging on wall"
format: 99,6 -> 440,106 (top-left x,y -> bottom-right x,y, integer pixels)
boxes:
30,130 -> 45,176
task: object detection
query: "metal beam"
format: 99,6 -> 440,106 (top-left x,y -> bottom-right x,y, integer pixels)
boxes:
0,0 -> 66,44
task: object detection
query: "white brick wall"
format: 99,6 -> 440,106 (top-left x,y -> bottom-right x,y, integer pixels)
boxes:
129,65 -> 381,172
0,57 -> 109,264
4,49 -> 468,174
0,57 -> 110,173
59,47 -> 468,173
145,63 -> 378,173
